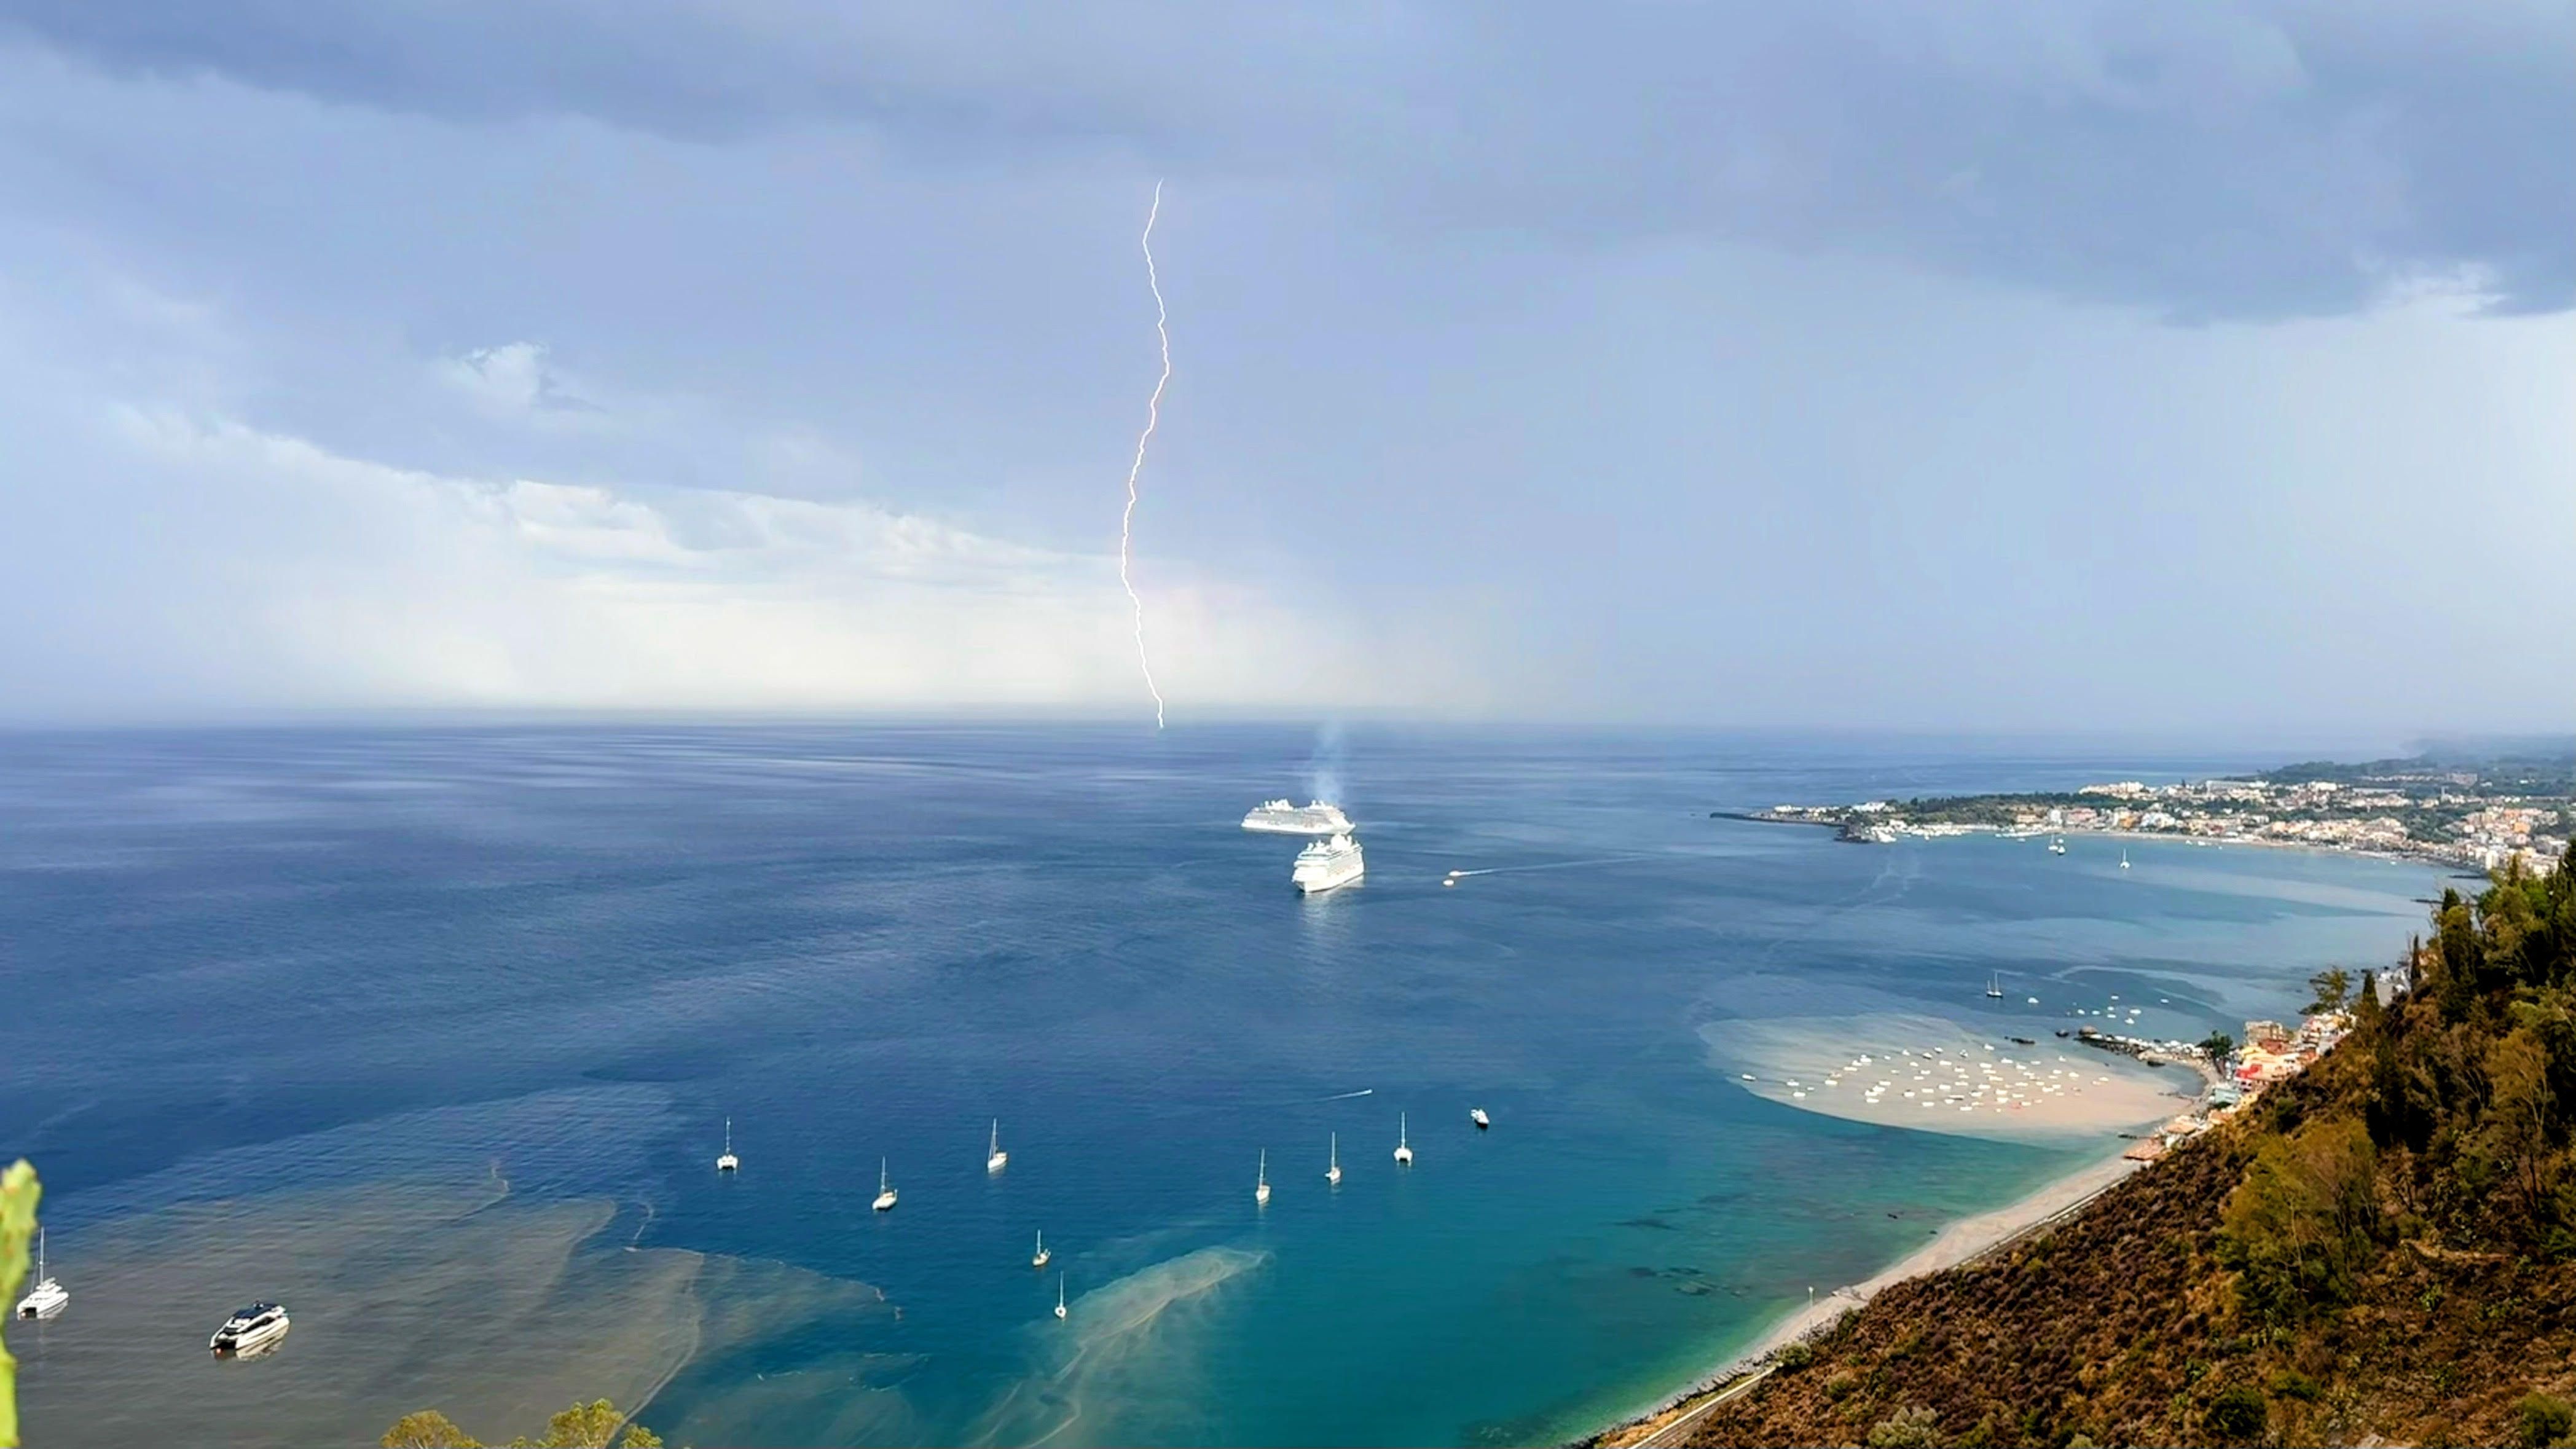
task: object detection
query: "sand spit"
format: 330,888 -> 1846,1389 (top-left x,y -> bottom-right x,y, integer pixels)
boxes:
1702,1013 -> 2196,1142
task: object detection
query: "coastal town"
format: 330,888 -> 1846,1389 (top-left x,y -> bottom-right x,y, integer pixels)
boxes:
1743,753 -> 2572,872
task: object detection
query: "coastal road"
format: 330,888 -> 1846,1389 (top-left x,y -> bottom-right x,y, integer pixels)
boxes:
1630,1367 -> 1775,1448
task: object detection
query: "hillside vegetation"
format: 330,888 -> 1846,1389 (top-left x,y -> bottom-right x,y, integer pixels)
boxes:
1677,845 -> 2576,1448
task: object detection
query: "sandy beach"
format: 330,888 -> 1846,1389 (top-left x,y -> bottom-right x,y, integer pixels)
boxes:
1597,1151 -> 2145,1446
1701,1013 -> 2197,1142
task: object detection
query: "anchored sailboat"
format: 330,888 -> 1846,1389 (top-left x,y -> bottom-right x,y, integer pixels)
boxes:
1393,1112 -> 1413,1166
987,1119 -> 1008,1174
1255,1149 -> 1271,1206
873,1158 -> 898,1212
1325,1131 -> 1341,1186
1032,1229 -> 1050,1269
716,1117 -> 739,1172
15,1228 -> 66,1319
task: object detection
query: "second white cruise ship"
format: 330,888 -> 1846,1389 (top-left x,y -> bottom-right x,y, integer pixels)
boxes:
1291,834 -> 1365,894
1243,799 -> 1353,836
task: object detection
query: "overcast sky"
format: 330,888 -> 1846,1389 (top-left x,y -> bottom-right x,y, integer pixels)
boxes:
1,2 -> 2569,736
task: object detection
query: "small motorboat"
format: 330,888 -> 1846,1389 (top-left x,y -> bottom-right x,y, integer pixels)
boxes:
209,1301 -> 291,1356
1470,1107 -> 1490,1129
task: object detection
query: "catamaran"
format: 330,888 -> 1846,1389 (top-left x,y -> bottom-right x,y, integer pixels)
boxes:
987,1119 -> 1008,1174
873,1158 -> 898,1212
716,1117 -> 739,1172
1393,1112 -> 1414,1166
1325,1132 -> 1341,1185
15,1228 -> 66,1319
1255,1149 -> 1271,1206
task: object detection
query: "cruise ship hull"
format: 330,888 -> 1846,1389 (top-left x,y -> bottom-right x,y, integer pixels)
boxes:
1242,801 -> 1353,836
1293,858 -> 1365,894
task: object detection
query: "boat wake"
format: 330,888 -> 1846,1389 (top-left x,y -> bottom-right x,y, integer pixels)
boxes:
1319,1088 -> 1374,1101
1443,854 -> 1660,882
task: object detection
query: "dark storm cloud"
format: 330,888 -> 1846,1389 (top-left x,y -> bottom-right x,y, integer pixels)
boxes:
1,0 -> 2567,316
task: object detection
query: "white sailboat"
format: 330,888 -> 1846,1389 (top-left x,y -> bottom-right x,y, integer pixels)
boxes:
2048,834 -> 2068,855
987,1119 -> 1008,1174
15,1228 -> 67,1319
1054,1273 -> 1069,1320
873,1158 -> 898,1212
2119,848 -> 2131,870
1325,1131 -> 1342,1186
1255,1149 -> 1271,1206
716,1117 -> 739,1172
1032,1229 -> 1050,1269
1985,972 -> 2005,999
1393,1112 -> 1414,1166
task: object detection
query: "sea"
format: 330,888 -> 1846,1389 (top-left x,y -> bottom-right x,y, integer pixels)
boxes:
0,723 -> 2448,1447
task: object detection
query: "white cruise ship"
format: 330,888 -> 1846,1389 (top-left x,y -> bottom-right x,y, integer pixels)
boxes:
1243,799 -> 1353,836
1291,833 -> 1365,894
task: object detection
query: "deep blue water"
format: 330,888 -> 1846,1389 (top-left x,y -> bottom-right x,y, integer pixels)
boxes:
0,724 -> 2443,1445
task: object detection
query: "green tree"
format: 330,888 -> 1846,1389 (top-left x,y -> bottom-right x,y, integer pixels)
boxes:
1864,1405 -> 1942,1448
2201,1031 -> 2236,1062
2203,1384 -> 2267,1443
2219,1116 -> 2379,1322
506,1399 -> 659,1449
383,1410 -> 484,1448
1,1160 -> 40,1449
2307,967 -> 2353,1016
2518,1392 -> 2573,1449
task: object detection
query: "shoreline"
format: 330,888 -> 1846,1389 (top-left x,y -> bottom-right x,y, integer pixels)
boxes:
1722,810 -> 2480,874
1588,1148 -> 2148,1448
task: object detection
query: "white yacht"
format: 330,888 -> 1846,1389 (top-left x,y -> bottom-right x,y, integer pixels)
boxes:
1393,1112 -> 1414,1166
209,1301 -> 290,1355
1032,1229 -> 1050,1269
1255,1149 -> 1271,1206
716,1117 -> 739,1173
1471,1107 -> 1491,1129
1243,799 -> 1353,836
15,1228 -> 66,1319
873,1158 -> 898,1212
1325,1132 -> 1341,1186
1292,834 -> 1365,895
986,1120 -> 1008,1174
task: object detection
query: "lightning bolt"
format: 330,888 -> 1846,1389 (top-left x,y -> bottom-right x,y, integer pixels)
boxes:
1119,180 -> 1171,730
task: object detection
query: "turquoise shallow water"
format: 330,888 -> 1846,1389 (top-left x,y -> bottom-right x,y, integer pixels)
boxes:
0,725 -> 2443,1445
